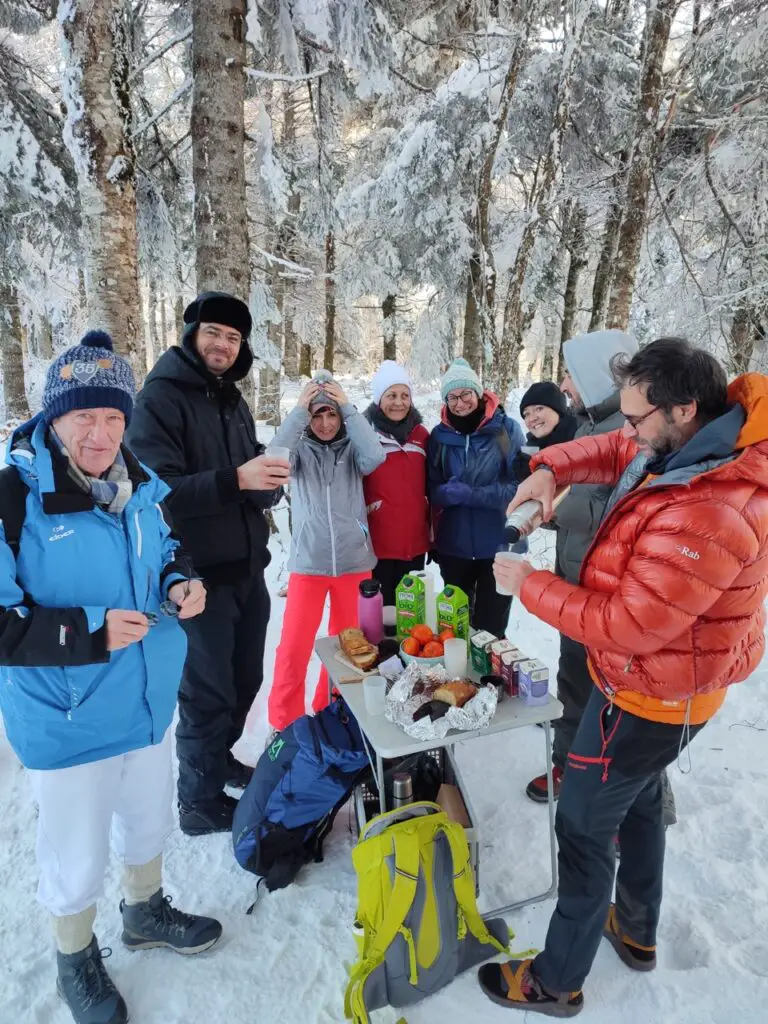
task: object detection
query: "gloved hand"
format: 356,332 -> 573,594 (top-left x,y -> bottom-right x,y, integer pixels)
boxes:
437,478 -> 472,507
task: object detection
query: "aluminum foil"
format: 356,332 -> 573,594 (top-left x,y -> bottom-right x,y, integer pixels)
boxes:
385,662 -> 498,741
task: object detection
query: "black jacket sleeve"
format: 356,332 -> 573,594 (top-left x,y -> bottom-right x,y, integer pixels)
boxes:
128,383 -> 246,520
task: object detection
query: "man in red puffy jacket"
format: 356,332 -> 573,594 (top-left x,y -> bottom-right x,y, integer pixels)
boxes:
480,337 -> 768,1017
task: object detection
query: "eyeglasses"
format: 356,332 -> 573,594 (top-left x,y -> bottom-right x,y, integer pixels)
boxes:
624,406 -> 659,430
446,390 -> 477,408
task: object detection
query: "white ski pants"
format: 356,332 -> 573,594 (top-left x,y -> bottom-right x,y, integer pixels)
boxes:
28,729 -> 174,917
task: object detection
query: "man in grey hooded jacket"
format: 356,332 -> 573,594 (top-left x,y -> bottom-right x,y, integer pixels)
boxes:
526,331 -> 637,800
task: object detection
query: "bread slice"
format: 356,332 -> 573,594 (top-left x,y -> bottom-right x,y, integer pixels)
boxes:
340,628 -> 373,655
351,649 -> 379,671
432,681 -> 477,708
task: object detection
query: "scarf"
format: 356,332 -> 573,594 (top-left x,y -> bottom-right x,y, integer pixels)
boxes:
364,403 -> 423,446
50,428 -> 133,516
446,399 -> 486,435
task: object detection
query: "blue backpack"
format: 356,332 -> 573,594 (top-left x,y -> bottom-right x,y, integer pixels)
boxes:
233,699 -> 371,895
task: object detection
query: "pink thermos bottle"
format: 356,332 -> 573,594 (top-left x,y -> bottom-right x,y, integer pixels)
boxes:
358,579 -> 384,644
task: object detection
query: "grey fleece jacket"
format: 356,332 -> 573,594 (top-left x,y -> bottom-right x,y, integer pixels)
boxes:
273,403 -> 385,577
554,329 -> 638,583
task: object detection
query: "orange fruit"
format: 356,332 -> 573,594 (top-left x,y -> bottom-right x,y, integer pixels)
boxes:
402,637 -> 421,657
438,627 -> 455,642
411,624 -> 434,645
422,641 -> 444,658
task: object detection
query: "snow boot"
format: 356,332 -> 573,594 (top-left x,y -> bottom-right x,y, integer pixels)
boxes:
478,959 -> 583,1017
179,792 -> 238,836
225,754 -> 254,790
120,889 -> 222,955
603,904 -> 656,971
525,766 -> 563,804
56,937 -> 128,1024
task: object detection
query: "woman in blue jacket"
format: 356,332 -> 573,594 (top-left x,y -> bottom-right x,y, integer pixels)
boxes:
429,358 -> 525,636
0,332 -> 220,1024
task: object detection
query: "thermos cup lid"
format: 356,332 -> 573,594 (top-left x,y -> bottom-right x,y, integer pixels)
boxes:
359,579 -> 382,597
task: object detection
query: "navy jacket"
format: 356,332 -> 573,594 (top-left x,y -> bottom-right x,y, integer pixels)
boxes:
428,394 -> 525,560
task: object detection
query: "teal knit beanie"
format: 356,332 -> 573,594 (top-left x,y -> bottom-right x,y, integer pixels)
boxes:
440,358 -> 483,401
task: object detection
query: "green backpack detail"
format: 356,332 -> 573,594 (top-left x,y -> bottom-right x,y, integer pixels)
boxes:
344,802 -> 509,1023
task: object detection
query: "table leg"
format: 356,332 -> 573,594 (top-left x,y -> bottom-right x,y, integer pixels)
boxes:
485,717 -> 559,918
377,753 -> 387,816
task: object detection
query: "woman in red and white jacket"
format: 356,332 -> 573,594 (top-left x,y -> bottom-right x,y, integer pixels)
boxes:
363,361 -> 430,604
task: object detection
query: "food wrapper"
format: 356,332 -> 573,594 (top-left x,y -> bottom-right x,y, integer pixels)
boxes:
385,662 -> 498,741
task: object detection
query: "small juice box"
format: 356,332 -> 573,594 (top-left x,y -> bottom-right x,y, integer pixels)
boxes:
436,586 -> 470,644
518,659 -> 550,706
490,639 -> 515,677
500,648 -> 526,697
395,573 -> 426,639
470,630 -> 497,675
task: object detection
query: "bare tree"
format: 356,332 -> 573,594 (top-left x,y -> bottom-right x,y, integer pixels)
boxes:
382,293 -> 397,360
0,282 -> 30,421
59,0 -> 141,365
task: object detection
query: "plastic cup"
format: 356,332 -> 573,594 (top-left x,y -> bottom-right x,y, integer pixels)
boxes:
362,675 -> 387,716
266,445 -> 291,462
495,549 -> 523,596
383,605 -> 397,638
443,638 -> 468,678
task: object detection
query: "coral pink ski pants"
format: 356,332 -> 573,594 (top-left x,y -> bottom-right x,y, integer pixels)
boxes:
268,571 -> 371,731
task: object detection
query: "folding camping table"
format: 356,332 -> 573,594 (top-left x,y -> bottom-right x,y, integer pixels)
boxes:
314,635 -> 563,917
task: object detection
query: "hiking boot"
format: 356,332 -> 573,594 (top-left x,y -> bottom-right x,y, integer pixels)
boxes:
225,755 -> 253,790
179,793 -> 238,836
525,766 -> 564,804
603,904 -> 656,972
120,889 -> 222,955
478,959 -> 583,1017
56,937 -> 127,1024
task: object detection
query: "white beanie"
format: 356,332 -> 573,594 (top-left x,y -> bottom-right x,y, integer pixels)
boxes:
372,361 -> 412,405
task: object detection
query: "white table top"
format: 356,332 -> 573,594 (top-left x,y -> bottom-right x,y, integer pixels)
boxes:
315,635 -> 563,759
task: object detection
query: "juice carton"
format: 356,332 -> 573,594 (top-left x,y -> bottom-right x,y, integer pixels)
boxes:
395,573 -> 427,639
470,630 -> 497,675
490,639 -> 516,677
518,659 -> 550,706
436,585 -> 470,645
501,648 -> 526,697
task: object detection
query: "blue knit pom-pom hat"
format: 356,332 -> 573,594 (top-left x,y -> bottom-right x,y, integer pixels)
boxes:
42,330 -> 136,425
440,357 -> 483,401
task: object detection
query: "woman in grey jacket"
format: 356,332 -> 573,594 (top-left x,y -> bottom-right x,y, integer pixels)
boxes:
267,373 -> 385,730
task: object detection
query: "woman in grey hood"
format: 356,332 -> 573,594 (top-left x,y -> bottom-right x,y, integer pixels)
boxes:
267,372 -> 385,730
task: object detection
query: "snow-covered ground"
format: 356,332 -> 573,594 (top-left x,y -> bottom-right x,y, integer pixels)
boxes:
1,381 -> 767,1022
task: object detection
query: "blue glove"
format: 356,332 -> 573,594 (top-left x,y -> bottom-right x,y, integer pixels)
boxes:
438,478 -> 472,507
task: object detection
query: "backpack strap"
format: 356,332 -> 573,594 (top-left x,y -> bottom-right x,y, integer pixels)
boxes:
0,466 -> 28,556
345,826 -> 421,1024
438,820 -> 508,955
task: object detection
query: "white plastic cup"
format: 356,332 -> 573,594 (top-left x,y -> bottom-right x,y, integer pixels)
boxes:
362,675 -> 387,716
266,445 -> 291,462
495,549 -> 523,596
443,637 -> 468,678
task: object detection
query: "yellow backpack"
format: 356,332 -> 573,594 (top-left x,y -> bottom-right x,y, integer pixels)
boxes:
344,802 -> 509,1023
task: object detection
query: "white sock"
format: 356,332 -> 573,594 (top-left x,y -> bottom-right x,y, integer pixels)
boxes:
52,905 -> 97,956
122,853 -> 163,906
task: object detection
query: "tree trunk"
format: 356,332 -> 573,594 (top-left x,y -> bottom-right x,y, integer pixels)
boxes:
299,344 -> 312,377
730,302 -> 767,374
589,155 -> 628,331
282,88 -> 301,381
462,5 -> 539,375
191,0 -> 249,297
0,284 -> 30,421
496,1 -> 590,396
607,0 -> 676,329
560,201 -> 588,362
147,277 -> 158,370
160,295 -> 169,354
382,294 -> 397,361
59,0 -> 141,366
323,230 -> 336,372
174,293 -> 184,340
39,317 -> 53,359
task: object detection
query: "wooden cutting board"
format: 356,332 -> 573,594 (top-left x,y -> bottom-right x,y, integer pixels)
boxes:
334,649 -> 380,682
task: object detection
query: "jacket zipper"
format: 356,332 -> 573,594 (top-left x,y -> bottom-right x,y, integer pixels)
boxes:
134,510 -> 143,558
326,484 -> 337,575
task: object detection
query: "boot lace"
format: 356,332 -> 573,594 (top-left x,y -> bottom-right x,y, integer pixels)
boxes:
152,894 -> 197,938
72,947 -> 116,1011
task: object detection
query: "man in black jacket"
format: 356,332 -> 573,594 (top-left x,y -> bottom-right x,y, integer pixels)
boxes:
128,292 -> 290,835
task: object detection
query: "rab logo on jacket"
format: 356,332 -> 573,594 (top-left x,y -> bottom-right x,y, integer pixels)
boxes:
677,545 -> 700,560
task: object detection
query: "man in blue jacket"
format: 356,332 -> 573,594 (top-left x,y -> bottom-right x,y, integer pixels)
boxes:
0,331 -> 220,1024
